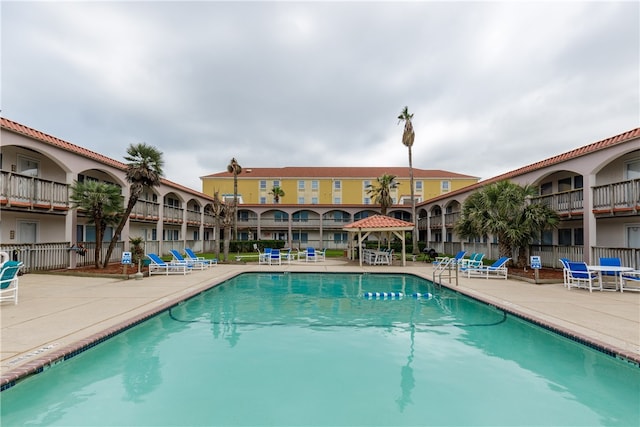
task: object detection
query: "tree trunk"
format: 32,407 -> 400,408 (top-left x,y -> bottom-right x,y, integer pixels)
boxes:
409,146 -> 419,254
223,226 -> 231,262
103,192 -> 139,268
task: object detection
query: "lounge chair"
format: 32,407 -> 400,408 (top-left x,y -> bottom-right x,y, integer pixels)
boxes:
459,253 -> 484,269
147,253 -> 191,275
170,249 -> 206,270
282,249 -> 296,264
269,248 -> 282,265
463,256 -> 510,279
566,261 -> 599,292
621,270 -> 640,293
433,250 -> 466,267
184,248 -> 217,267
0,261 -> 23,305
599,257 -> 622,286
305,247 -> 318,262
559,258 -> 572,287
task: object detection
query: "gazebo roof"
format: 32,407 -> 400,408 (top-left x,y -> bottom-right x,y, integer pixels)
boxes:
343,214 -> 414,231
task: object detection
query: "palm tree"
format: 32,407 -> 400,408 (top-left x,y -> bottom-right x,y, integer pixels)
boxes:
221,199 -> 234,262
103,143 -> 164,267
227,158 -> 242,240
398,106 -> 418,254
454,180 -> 560,267
366,173 -> 398,216
70,180 -> 124,268
211,192 -> 224,261
270,186 -> 285,204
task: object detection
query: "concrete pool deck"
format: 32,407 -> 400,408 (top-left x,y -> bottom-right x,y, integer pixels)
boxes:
2,259 -> 639,388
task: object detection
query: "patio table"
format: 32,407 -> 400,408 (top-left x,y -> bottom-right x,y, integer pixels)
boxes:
587,265 -> 634,291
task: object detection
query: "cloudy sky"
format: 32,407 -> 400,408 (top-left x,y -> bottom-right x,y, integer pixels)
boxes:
2,1 -> 638,191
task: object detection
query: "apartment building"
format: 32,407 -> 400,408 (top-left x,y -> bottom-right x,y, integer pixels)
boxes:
201,167 -> 479,246
417,128 -> 640,267
0,118 -> 219,270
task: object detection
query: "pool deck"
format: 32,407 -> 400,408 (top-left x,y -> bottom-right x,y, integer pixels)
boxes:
2,259 -> 639,388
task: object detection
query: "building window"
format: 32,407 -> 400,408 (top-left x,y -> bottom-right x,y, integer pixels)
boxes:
259,197 -> 266,204
558,178 -> 572,193
260,180 -> 267,190
558,229 -> 572,245
293,232 -> 308,243
415,181 -> 423,191
574,228 -> 584,246
626,159 -> 640,179
274,211 -> 288,222
17,155 -> 39,177
364,197 -> 371,205
334,180 -> 341,190
311,180 -> 319,191
441,181 -> 450,192
298,180 -> 305,190
298,197 -> 305,204
540,182 -> 553,195
273,180 -> 280,187
333,233 -> 347,243
334,197 -> 341,204
363,180 -> 371,189
311,197 -> 318,204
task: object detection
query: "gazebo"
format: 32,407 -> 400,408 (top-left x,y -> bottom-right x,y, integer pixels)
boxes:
343,215 -> 415,267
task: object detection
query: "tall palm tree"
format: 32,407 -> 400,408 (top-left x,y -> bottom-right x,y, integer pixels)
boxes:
454,180 -> 560,267
270,186 -> 285,204
211,192 -> 224,261
366,173 -> 398,216
70,180 -> 124,268
227,158 -> 242,240
221,199 -> 234,262
398,106 -> 418,254
103,143 -> 164,267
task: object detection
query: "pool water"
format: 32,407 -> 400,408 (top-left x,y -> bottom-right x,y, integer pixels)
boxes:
2,273 -> 639,426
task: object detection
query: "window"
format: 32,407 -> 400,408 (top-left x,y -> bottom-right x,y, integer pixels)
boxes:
292,232 -> 308,243
311,197 -> 318,204
259,197 -> 266,204
238,211 -> 249,221
541,230 -> 553,245
574,176 -> 583,189
293,211 -> 309,222
17,156 -> 39,177
334,180 -> 341,190
558,229 -> 572,245
558,178 -> 572,192
273,180 -> 280,187
274,211 -> 288,222
333,197 -> 341,204
364,197 -> 371,205
574,228 -> 584,246
311,180 -> 319,191
260,180 -> 267,190
441,181 -> 450,192
298,180 -> 305,190
363,180 -> 371,189
333,233 -> 347,243
415,181 -> 423,191
626,159 -> 640,179
539,182 -> 552,195
298,197 -> 305,204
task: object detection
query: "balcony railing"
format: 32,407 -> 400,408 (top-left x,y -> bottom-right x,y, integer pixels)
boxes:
531,189 -> 584,217
592,178 -> 640,215
0,171 -> 69,211
130,200 -> 160,221
163,206 -> 184,224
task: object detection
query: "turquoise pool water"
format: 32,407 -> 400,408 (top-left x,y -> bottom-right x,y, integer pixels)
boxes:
2,272 -> 639,426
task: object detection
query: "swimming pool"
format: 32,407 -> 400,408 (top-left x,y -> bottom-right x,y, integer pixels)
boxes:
1,272 -> 639,426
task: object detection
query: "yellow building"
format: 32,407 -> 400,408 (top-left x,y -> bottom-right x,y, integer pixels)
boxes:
201,167 -> 479,205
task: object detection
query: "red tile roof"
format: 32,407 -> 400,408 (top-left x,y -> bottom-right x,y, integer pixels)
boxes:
1,117 -> 214,200
420,127 -> 640,205
344,214 -> 414,229
203,166 -> 477,180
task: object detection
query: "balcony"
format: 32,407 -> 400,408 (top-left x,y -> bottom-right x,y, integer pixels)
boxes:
130,200 -> 160,222
592,179 -> 640,216
444,212 -> 460,228
0,171 -> 69,213
531,189 -> 584,217
163,205 -> 184,224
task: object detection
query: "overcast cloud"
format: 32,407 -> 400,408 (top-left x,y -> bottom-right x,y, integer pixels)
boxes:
2,1 -> 638,191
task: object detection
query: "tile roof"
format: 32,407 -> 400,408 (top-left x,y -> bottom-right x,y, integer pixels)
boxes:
344,214 -> 414,229
203,166 -> 477,180
420,126 -> 640,205
1,117 -> 214,200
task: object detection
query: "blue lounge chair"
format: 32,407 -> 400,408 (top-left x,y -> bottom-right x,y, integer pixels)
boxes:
269,249 -> 281,265
621,270 -> 640,293
559,258 -> 572,287
433,250 -> 466,267
147,253 -> 191,276
566,262 -> 599,292
305,247 -> 317,262
185,248 -> 217,267
170,249 -> 206,270
464,256 -> 511,279
0,261 -> 23,305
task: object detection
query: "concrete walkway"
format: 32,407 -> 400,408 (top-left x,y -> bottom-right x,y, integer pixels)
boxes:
2,260 -> 639,388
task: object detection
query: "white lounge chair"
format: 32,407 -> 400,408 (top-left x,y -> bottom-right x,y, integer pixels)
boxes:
185,248 -> 217,267
463,256 -> 510,279
147,253 -> 191,275
170,249 -> 206,270
621,270 -> 640,293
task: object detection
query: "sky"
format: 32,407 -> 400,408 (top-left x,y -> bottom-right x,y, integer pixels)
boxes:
2,1 -> 638,192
